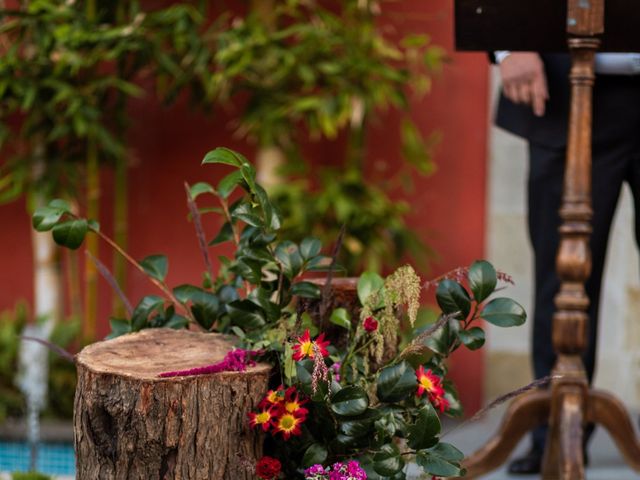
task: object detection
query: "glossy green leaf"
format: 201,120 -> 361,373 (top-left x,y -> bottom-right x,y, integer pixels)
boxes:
296,359 -> 327,400
357,271 -> 384,305
468,260 -> 497,303
373,443 -> 404,476
275,241 -> 303,278
32,205 -> 67,231
209,222 -> 234,245
131,296 -> 164,332
458,326 -> 485,350
330,386 -> 369,417
231,203 -> 263,227
107,318 -> 131,339
480,297 -> 526,327
291,281 -> 321,299
202,147 -> 248,167
407,403 -> 441,450
376,361 -> 417,402
436,279 -> 471,319
416,445 -> 464,477
216,171 -> 243,199
140,255 -> 169,282
226,299 -> 266,329
302,443 -> 328,467
339,409 -> 380,437
52,219 -> 88,250
329,308 -> 351,330
300,237 -> 322,259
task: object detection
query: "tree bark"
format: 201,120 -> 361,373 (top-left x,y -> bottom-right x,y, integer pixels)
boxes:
74,328 -> 271,480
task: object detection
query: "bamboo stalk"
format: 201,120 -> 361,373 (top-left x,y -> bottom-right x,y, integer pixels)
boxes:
83,138 -> 99,341
112,154 -> 128,317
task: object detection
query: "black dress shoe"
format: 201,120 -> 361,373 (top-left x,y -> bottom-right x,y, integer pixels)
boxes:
508,449 -> 542,475
508,449 -> 590,475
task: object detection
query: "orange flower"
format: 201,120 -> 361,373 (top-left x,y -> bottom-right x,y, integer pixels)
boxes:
249,406 -> 278,432
272,412 -> 305,439
292,329 -> 330,361
283,387 -> 308,417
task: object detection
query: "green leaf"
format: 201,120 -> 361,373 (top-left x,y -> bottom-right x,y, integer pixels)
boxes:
430,442 -> 464,462
300,237 -> 322,260
302,443 -> 328,467
416,444 -> 464,477
216,171 -> 243,199
209,222 -> 233,245
407,403 -> 441,450
339,409 -> 380,437
376,361 -> 417,402
480,297 -> 527,327
107,318 -> 131,339
49,199 -> 72,211
358,271 -> 384,305
458,326 -> 485,350
226,299 -> 266,329
291,281 -> 321,299
424,316 -> 459,355
468,260 -> 497,303
202,147 -> 248,167
330,386 -> 369,417
231,202 -> 263,227
163,314 -> 189,330
436,279 -> 471,319
189,182 -> 215,199
131,296 -> 164,332
52,219 -> 88,250
275,241 -> 303,279
329,308 -> 351,330
373,443 -> 405,476
140,255 -> 169,282
32,206 -> 67,231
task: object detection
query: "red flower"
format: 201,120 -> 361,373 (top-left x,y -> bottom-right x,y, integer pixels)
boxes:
363,316 -> 378,332
283,386 -> 309,417
272,412 -> 305,439
259,386 -> 286,408
248,406 -> 279,432
292,329 -> 330,361
415,366 -> 449,412
256,456 -> 281,479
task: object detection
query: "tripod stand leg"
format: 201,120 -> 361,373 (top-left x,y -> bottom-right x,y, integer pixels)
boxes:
588,389 -> 640,471
542,386 -> 585,480
462,389 -> 550,478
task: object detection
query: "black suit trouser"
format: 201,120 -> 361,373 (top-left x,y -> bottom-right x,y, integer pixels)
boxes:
528,137 -> 640,450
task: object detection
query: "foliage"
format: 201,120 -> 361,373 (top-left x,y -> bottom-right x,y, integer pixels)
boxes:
0,303 -> 28,422
33,148 -> 527,478
0,303 -> 78,422
0,0 -> 214,203
11,472 -> 52,480
212,0 -> 445,272
34,148 -> 333,337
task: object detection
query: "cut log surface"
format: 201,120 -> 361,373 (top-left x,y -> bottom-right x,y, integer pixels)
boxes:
74,328 -> 271,480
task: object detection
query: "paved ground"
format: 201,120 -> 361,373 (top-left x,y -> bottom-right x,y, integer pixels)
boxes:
407,405 -> 640,479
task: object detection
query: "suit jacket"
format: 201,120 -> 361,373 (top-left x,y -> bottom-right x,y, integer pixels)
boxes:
496,53 -> 640,150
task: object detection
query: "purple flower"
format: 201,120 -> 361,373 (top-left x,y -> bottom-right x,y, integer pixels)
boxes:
304,464 -> 328,479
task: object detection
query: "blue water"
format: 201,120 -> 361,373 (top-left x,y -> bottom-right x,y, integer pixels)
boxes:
0,441 -> 75,476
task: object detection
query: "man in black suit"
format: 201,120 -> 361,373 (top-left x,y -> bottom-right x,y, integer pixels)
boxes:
495,51 -> 640,474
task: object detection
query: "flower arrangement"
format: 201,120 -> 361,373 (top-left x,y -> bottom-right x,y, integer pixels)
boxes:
33,148 -> 526,479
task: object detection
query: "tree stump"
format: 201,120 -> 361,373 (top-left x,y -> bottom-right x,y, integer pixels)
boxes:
73,328 -> 271,480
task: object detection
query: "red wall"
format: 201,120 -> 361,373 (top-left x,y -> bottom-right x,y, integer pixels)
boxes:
0,1 -> 489,413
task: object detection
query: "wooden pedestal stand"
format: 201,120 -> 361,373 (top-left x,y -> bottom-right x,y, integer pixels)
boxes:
73,328 -> 271,480
455,0 -> 640,478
